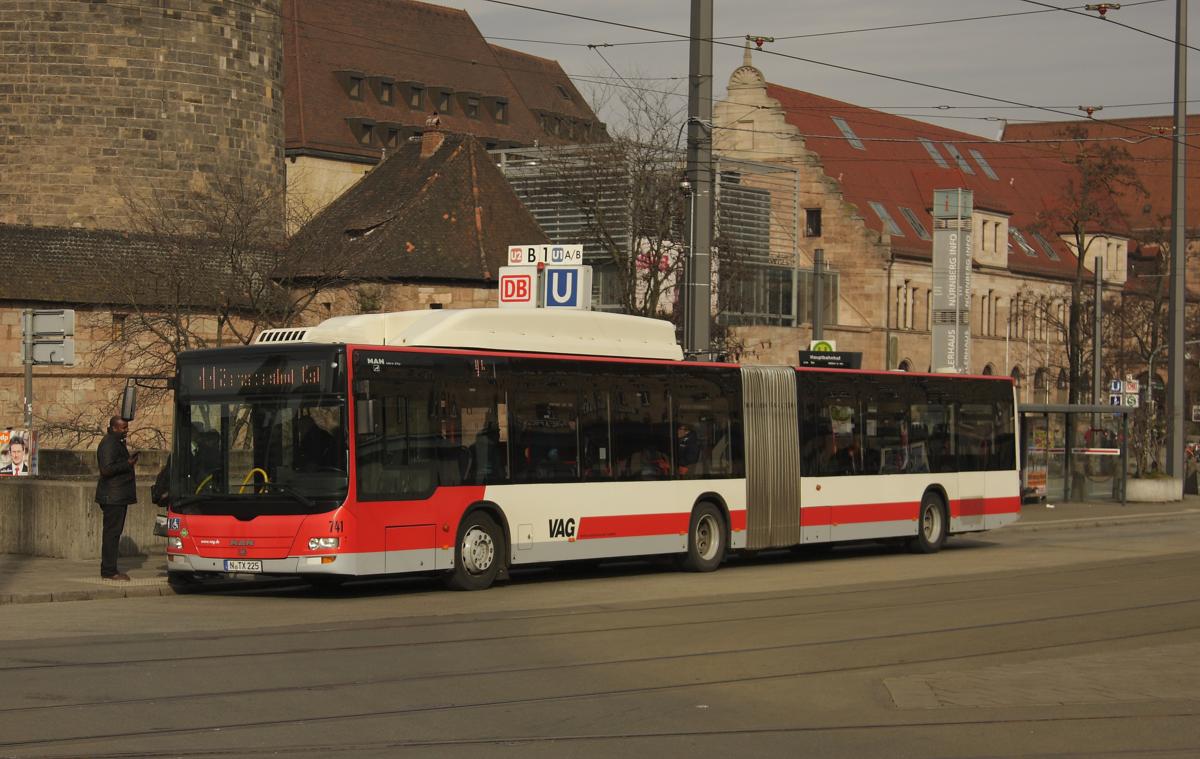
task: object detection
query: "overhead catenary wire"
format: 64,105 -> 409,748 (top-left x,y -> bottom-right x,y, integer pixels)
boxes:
480,0 -> 1200,152
1016,0 -> 1200,53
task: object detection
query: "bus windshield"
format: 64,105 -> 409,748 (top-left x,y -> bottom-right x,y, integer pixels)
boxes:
172,348 -> 348,515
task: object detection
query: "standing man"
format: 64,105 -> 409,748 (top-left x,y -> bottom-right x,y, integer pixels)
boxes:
95,415 -> 138,581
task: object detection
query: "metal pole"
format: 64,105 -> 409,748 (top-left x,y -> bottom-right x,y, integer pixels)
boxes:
1167,0 -> 1188,478
22,308 -> 33,430
813,248 -> 825,340
1093,261 -> 1103,406
1121,411 -> 1129,505
683,0 -> 713,356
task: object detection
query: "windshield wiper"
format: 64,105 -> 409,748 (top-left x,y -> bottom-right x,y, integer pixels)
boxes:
256,482 -> 315,509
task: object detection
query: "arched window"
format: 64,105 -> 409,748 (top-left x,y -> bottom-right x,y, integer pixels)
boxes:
1034,368 -> 1048,391
1011,366 -> 1023,389
982,363 -> 995,376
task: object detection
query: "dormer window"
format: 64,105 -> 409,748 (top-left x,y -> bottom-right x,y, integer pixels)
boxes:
466,96 -> 480,119
334,69 -> 367,101
494,98 -> 508,123
555,83 -> 572,101
408,84 -> 425,109
369,76 -> 395,106
437,90 -> 452,113
346,117 -> 376,146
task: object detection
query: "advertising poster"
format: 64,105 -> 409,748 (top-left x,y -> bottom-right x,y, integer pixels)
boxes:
0,429 -> 37,476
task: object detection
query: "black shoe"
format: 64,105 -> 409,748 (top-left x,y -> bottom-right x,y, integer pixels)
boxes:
101,572 -> 131,582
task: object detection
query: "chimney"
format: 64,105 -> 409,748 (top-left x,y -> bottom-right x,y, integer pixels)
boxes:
421,129 -> 445,159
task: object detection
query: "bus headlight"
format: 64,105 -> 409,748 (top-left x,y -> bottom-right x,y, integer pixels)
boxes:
308,537 -> 340,550
167,537 -> 183,550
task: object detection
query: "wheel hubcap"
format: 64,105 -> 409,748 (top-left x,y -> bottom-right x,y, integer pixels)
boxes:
922,503 -> 941,541
461,526 -> 495,575
695,514 -> 719,561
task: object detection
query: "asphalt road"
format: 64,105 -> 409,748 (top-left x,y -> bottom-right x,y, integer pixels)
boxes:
1,517 -> 1198,758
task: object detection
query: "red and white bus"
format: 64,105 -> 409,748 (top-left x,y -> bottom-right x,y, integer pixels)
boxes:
165,309 -> 1019,590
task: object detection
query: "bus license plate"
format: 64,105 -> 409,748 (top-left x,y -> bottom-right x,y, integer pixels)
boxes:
224,560 -> 262,573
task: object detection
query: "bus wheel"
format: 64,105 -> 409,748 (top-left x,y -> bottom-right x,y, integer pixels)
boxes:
306,575 -> 348,592
445,512 -> 504,591
908,492 -> 948,554
167,571 -> 201,594
681,503 -> 726,572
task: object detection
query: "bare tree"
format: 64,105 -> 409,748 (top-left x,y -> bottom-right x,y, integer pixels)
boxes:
73,164 -> 367,443
1035,125 -> 1145,404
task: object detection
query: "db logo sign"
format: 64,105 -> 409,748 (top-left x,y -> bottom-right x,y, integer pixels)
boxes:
499,269 -> 535,308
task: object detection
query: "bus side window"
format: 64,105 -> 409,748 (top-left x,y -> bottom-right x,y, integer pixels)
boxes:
992,396 -> 1017,471
611,374 -> 672,481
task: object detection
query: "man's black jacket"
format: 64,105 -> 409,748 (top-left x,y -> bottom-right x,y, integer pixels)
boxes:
95,431 -> 137,505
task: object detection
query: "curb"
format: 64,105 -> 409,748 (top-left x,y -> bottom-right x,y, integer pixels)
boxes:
1008,509 -> 1200,532
0,576 -> 306,606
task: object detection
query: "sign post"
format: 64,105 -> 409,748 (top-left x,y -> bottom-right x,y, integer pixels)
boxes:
21,309 -> 75,430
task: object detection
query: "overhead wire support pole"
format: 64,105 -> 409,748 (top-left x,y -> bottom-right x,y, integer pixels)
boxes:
683,0 -> 713,358
1167,0 -> 1187,479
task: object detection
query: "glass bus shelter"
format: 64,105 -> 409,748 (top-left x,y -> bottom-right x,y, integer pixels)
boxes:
1018,404 -> 1131,504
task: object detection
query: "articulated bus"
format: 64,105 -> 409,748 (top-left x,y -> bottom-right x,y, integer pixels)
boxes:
165,309 -> 1020,590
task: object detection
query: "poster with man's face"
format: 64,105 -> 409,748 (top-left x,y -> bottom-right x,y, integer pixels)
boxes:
0,429 -> 37,477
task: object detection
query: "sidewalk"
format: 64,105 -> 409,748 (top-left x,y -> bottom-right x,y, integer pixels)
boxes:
2,497 -> 1198,606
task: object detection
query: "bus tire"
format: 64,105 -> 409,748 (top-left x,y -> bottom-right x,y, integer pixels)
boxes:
908,491 -> 948,554
167,571 -> 201,594
681,502 -> 726,572
306,575 -> 348,592
445,512 -> 504,591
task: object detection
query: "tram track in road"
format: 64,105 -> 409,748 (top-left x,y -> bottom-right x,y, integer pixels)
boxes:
0,551 -> 1195,673
40,713 -> 1200,759
0,590 -> 1196,748
1,618 -> 1197,754
0,571 -> 1194,676
2,552 -> 1198,754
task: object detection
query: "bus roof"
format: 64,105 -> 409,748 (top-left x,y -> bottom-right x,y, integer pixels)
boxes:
255,309 -> 685,361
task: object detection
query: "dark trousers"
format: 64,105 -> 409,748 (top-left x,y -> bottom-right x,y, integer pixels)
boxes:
99,504 -> 128,577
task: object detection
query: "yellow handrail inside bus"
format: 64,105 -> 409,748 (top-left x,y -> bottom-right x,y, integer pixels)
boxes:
238,468 -> 270,494
194,474 -> 213,495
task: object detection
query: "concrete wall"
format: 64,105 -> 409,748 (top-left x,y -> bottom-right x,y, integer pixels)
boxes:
0,479 -> 162,560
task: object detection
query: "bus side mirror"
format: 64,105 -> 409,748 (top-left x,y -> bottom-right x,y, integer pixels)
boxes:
356,399 -> 377,435
121,382 -> 137,421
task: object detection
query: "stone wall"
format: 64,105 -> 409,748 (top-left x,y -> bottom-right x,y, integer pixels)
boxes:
0,0 -> 284,230
0,478 -> 161,559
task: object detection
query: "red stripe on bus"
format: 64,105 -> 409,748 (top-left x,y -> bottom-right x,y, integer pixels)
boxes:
800,502 -> 916,526
577,508 -> 747,540
577,513 -> 689,540
729,509 -> 747,531
799,495 -> 1020,526
950,496 -> 1020,517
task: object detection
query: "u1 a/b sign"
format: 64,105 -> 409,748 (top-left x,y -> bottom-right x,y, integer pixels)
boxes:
507,244 -> 583,266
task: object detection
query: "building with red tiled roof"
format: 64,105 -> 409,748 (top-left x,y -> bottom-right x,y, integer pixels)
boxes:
1002,115 -> 1200,234
713,47 -> 1134,401
1002,115 -> 1200,301
283,0 -> 605,217
289,130 -> 548,317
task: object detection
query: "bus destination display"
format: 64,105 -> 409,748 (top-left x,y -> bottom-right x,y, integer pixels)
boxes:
181,358 -> 331,396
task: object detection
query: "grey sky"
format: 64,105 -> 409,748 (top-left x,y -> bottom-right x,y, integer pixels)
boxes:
456,0 -> 1198,139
